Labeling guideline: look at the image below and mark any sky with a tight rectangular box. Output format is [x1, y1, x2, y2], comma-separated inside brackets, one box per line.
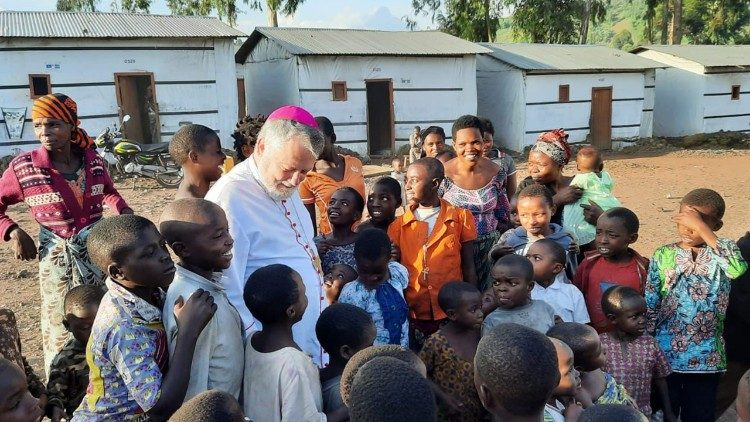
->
[0, 0, 438, 34]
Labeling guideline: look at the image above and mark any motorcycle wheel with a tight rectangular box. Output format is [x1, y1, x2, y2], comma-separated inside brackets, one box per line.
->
[154, 169, 183, 188]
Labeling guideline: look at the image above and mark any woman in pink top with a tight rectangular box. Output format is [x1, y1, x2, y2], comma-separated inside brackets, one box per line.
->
[299, 116, 365, 236]
[0, 93, 132, 368]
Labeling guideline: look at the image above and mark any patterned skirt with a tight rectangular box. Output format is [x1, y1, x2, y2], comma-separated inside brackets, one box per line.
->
[38, 225, 105, 373]
[474, 230, 501, 292]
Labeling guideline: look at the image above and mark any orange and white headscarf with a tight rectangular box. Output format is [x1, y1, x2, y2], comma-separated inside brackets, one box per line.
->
[32, 93, 93, 149]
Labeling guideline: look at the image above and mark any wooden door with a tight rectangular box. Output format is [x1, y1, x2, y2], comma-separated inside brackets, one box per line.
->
[114, 73, 158, 143]
[365, 79, 394, 156]
[591, 87, 612, 148]
[237, 78, 246, 120]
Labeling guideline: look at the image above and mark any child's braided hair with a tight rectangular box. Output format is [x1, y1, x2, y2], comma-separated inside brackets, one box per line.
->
[231, 114, 266, 162]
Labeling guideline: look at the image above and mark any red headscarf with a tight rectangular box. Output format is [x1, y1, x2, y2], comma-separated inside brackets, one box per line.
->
[31, 93, 93, 149]
[532, 129, 572, 166]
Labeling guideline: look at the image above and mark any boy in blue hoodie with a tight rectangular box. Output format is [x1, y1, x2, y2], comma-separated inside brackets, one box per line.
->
[489, 184, 578, 281]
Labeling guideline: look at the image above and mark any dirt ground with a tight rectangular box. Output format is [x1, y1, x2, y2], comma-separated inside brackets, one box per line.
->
[1, 149, 749, 415]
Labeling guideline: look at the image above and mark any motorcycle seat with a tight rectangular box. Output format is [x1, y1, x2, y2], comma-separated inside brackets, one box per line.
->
[138, 142, 171, 152]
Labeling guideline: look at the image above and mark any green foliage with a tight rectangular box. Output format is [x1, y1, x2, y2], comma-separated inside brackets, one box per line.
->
[57, 0, 97, 11]
[408, 0, 501, 42]
[166, 0, 247, 25]
[683, 0, 750, 44]
[57, 0, 150, 12]
[611, 29, 634, 49]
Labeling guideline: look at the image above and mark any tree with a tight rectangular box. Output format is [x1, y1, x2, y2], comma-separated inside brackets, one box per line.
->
[683, 0, 750, 44]
[57, 0, 97, 11]
[505, 0, 582, 43]
[579, 0, 608, 43]
[166, 0, 304, 27]
[408, 0, 500, 42]
[57, 0, 150, 12]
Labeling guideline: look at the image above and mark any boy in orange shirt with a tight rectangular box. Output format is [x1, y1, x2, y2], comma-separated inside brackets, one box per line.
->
[388, 157, 477, 350]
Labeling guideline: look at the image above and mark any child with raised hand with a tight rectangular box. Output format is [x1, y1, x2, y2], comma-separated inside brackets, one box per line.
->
[563, 147, 621, 252]
[545, 338, 584, 422]
[490, 184, 578, 280]
[419, 281, 488, 421]
[0, 357, 44, 422]
[339, 229, 410, 348]
[646, 188, 747, 422]
[46, 285, 104, 422]
[159, 198, 243, 402]
[72, 215, 216, 421]
[575, 207, 649, 333]
[169, 124, 226, 200]
[323, 263, 358, 304]
[474, 323, 561, 421]
[242, 264, 346, 422]
[528, 239, 590, 323]
[600, 286, 675, 421]
[547, 322, 639, 411]
[356, 176, 402, 233]
[315, 303, 376, 414]
[483, 254, 557, 334]
[389, 157, 477, 347]
[314, 187, 364, 273]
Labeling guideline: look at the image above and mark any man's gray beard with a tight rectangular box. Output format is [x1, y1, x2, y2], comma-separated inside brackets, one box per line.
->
[257, 155, 295, 200]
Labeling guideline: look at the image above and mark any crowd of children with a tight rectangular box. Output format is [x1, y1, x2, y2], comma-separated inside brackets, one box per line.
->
[1, 108, 748, 422]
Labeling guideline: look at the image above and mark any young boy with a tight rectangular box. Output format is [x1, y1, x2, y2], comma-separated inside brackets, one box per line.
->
[339, 229, 410, 348]
[574, 207, 649, 333]
[72, 215, 216, 421]
[323, 263, 358, 304]
[545, 338, 584, 422]
[169, 390, 245, 422]
[548, 322, 639, 411]
[159, 198, 244, 401]
[475, 322, 560, 421]
[388, 157, 477, 347]
[419, 281, 488, 421]
[563, 146, 621, 250]
[243, 264, 346, 422]
[600, 286, 675, 420]
[315, 303, 377, 413]
[483, 254, 557, 335]
[46, 285, 104, 421]
[409, 125, 422, 164]
[169, 124, 225, 200]
[646, 188, 747, 422]
[0, 357, 44, 422]
[528, 239, 590, 323]
[390, 156, 406, 208]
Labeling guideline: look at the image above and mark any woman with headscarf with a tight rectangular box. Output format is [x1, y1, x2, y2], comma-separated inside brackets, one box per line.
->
[517, 129, 603, 226]
[0, 93, 132, 369]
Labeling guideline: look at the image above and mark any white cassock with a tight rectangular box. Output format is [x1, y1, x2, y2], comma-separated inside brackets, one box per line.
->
[205, 156, 327, 366]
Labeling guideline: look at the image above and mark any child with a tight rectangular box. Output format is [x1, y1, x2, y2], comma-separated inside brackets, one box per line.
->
[340, 345, 427, 406]
[419, 282, 488, 421]
[481, 287, 497, 316]
[483, 254, 557, 335]
[0, 357, 44, 422]
[408, 125, 422, 164]
[390, 156, 407, 208]
[242, 264, 346, 422]
[509, 194, 521, 228]
[314, 187, 364, 273]
[388, 158, 478, 346]
[169, 124, 226, 200]
[545, 338, 584, 422]
[547, 322, 639, 410]
[563, 147, 621, 250]
[46, 285, 104, 421]
[646, 188, 747, 422]
[169, 390, 245, 422]
[600, 286, 675, 420]
[231, 114, 266, 163]
[315, 303, 376, 413]
[356, 176, 402, 233]
[528, 239, 590, 323]
[72, 214, 216, 421]
[0, 309, 46, 409]
[323, 263, 358, 304]
[574, 207, 649, 333]
[348, 357, 436, 422]
[737, 369, 750, 422]
[475, 323, 560, 421]
[420, 126, 447, 158]
[159, 199, 244, 402]
[339, 229, 410, 348]
[436, 150, 456, 164]
[490, 184, 578, 281]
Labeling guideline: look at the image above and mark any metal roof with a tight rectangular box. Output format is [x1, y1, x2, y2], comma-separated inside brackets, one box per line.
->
[235, 27, 490, 62]
[631, 45, 750, 69]
[480, 43, 665, 73]
[0, 11, 246, 39]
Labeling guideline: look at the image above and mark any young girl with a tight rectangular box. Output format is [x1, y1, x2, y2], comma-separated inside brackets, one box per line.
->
[357, 177, 402, 232]
[489, 184, 577, 280]
[339, 229, 410, 348]
[314, 187, 364, 273]
[600, 286, 675, 421]
[419, 282, 488, 421]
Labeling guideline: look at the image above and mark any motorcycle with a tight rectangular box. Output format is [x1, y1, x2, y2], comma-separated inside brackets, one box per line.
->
[94, 115, 183, 188]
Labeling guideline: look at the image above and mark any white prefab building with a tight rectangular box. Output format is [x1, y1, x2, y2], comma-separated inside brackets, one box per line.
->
[632, 45, 750, 137]
[235, 27, 490, 156]
[0, 11, 245, 156]
[477, 44, 664, 151]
